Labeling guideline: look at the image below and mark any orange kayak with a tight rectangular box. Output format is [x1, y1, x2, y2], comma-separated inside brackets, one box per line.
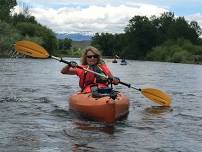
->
[68, 92, 129, 124]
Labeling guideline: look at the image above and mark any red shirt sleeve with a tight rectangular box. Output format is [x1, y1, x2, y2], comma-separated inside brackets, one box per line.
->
[75, 68, 83, 76]
[75, 65, 86, 77]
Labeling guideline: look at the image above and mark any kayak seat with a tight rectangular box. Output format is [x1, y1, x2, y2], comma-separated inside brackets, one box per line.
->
[91, 86, 118, 99]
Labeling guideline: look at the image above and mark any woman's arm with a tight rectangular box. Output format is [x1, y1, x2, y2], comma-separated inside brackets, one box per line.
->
[61, 65, 76, 75]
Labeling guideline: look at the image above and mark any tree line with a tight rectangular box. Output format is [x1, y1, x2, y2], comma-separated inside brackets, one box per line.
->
[1, 0, 202, 64]
[91, 12, 202, 63]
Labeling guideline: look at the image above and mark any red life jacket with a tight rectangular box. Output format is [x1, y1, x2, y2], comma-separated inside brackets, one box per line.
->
[75, 64, 112, 93]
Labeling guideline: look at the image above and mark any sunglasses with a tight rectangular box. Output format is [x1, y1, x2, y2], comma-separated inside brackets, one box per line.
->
[87, 55, 98, 59]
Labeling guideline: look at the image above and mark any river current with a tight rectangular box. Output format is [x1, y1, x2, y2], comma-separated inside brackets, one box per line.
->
[0, 58, 202, 152]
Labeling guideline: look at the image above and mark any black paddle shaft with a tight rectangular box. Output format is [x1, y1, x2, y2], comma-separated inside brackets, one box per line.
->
[119, 81, 131, 87]
[119, 81, 141, 91]
[59, 57, 141, 91]
[59, 58, 84, 70]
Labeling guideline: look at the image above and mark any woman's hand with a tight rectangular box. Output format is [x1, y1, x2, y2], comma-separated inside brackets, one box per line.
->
[61, 61, 77, 75]
[111, 76, 120, 85]
[69, 61, 78, 68]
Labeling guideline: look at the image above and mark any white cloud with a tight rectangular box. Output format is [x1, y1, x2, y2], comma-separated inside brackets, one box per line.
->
[14, 3, 168, 33]
[186, 13, 202, 28]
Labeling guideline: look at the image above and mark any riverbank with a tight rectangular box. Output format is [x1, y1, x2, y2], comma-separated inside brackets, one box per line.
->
[1, 55, 202, 65]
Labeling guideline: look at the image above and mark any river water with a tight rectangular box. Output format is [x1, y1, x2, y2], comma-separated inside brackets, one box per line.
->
[0, 58, 202, 152]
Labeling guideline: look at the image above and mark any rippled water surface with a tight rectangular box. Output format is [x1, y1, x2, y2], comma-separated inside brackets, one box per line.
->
[1, 58, 202, 152]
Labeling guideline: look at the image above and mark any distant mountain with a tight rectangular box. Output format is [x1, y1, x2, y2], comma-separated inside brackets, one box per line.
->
[56, 32, 93, 41]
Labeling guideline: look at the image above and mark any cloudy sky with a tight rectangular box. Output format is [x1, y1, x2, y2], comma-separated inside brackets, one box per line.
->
[15, 0, 202, 34]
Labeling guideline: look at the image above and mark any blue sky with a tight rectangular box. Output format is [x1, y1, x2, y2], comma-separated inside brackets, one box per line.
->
[15, 0, 202, 34]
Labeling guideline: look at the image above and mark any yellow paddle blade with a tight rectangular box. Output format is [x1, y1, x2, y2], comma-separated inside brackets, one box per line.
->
[15, 40, 49, 58]
[141, 88, 172, 106]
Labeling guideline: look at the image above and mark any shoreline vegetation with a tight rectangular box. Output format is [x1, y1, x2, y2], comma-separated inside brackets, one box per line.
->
[1, 1, 202, 64]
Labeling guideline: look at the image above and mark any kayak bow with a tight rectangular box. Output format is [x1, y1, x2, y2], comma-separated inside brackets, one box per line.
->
[69, 91, 129, 124]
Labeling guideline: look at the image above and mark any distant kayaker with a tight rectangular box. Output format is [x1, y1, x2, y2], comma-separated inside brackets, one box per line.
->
[112, 58, 117, 63]
[61, 46, 120, 93]
[121, 57, 126, 62]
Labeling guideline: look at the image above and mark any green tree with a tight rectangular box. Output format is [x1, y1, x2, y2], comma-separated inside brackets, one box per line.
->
[0, 0, 17, 22]
[113, 33, 126, 56]
[11, 13, 37, 25]
[91, 32, 115, 56]
[124, 16, 157, 59]
[167, 17, 198, 44]
[36, 26, 57, 54]
[16, 22, 37, 36]
[11, 3, 37, 25]
[190, 21, 202, 39]
[57, 38, 72, 50]
[15, 22, 57, 53]
[0, 21, 21, 56]
[63, 38, 72, 50]
[150, 12, 175, 45]
[57, 39, 64, 50]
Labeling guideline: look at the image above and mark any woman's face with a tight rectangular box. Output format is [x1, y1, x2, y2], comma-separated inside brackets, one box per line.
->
[86, 50, 98, 65]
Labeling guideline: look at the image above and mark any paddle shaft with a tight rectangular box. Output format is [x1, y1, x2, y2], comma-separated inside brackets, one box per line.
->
[51, 56, 108, 79]
[15, 40, 171, 106]
[51, 56, 141, 90]
[119, 81, 141, 91]
[52, 56, 171, 106]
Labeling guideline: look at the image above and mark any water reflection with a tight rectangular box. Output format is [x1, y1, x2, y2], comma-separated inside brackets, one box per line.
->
[63, 120, 116, 152]
[74, 121, 115, 135]
[71, 143, 97, 152]
[144, 106, 173, 115]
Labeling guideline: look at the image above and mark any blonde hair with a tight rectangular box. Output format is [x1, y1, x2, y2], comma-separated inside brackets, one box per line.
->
[80, 46, 103, 65]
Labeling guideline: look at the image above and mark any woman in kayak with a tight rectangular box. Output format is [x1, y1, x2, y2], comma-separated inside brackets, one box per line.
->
[61, 46, 120, 93]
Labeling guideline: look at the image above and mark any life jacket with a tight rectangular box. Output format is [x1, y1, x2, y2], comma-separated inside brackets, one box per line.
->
[75, 64, 112, 93]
